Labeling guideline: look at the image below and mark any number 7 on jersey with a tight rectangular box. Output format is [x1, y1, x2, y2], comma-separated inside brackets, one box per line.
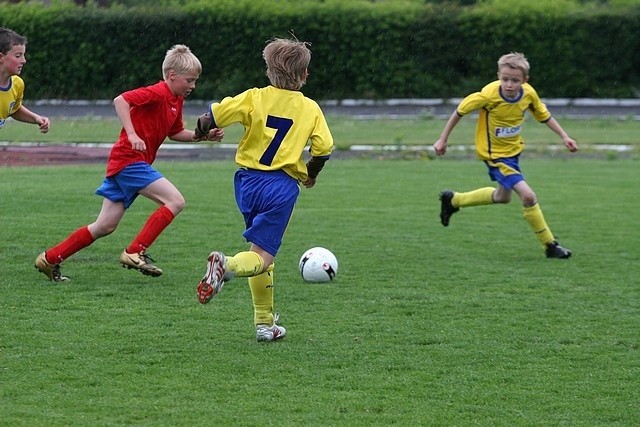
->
[259, 115, 294, 166]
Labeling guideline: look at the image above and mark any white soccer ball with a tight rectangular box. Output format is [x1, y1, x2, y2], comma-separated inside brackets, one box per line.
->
[299, 247, 338, 283]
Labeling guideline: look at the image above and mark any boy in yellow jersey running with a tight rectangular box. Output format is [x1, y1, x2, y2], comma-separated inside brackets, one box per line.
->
[194, 36, 333, 342]
[0, 28, 50, 133]
[433, 52, 578, 259]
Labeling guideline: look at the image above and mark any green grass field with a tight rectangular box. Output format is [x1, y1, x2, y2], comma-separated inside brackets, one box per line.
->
[1, 156, 639, 425]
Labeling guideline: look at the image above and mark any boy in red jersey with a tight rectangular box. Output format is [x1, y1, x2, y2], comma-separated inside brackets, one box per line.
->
[35, 44, 222, 281]
[433, 52, 578, 259]
[0, 27, 50, 133]
[194, 37, 333, 342]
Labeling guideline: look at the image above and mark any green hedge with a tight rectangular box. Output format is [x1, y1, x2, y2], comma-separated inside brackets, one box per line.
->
[1, 0, 639, 100]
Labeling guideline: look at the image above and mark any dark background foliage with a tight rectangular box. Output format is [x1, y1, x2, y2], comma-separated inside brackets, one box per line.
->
[1, 0, 639, 100]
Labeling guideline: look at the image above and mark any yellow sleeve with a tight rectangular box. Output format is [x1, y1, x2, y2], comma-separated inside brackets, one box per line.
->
[308, 102, 333, 157]
[211, 89, 254, 128]
[525, 84, 552, 122]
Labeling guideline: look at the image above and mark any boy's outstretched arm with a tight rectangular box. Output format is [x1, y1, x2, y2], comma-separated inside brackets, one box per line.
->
[10, 106, 50, 133]
[433, 110, 462, 156]
[173, 128, 223, 143]
[545, 117, 578, 152]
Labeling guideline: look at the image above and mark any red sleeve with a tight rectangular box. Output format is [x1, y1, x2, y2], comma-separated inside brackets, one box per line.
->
[122, 85, 158, 107]
[168, 98, 185, 137]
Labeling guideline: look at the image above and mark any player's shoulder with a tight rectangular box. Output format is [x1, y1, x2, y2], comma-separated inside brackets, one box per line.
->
[236, 86, 267, 101]
[125, 80, 164, 95]
[302, 93, 321, 108]
[480, 80, 501, 93]
[461, 80, 499, 103]
[521, 82, 542, 100]
[10, 75, 25, 89]
[289, 89, 322, 110]
[262, 86, 321, 107]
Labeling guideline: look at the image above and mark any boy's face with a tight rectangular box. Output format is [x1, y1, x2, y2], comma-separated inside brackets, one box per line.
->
[497, 65, 528, 99]
[0, 44, 27, 76]
[167, 70, 199, 98]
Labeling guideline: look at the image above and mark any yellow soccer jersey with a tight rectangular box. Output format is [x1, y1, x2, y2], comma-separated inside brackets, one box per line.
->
[210, 86, 334, 182]
[457, 80, 551, 160]
[0, 75, 24, 129]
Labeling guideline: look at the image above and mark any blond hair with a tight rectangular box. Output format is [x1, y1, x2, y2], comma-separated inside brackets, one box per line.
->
[498, 52, 530, 78]
[162, 44, 202, 79]
[263, 37, 311, 90]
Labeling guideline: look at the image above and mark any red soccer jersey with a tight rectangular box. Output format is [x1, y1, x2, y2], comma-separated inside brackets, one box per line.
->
[106, 81, 184, 176]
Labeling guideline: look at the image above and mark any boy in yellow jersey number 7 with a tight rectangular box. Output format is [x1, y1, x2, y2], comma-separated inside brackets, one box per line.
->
[433, 52, 578, 259]
[193, 37, 334, 342]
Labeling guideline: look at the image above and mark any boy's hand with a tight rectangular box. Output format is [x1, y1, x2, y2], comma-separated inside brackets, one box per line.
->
[433, 138, 448, 156]
[37, 116, 50, 134]
[128, 134, 147, 151]
[191, 131, 205, 142]
[191, 128, 224, 142]
[303, 176, 317, 188]
[564, 137, 578, 152]
[207, 128, 224, 142]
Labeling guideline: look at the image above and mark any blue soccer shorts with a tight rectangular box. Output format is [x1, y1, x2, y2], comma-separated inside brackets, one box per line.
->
[234, 168, 300, 257]
[484, 155, 525, 190]
[95, 162, 163, 209]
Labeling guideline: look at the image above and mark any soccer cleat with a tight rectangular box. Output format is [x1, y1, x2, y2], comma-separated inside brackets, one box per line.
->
[545, 241, 572, 259]
[256, 313, 286, 342]
[35, 251, 69, 282]
[119, 249, 163, 277]
[439, 190, 459, 227]
[196, 251, 227, 304]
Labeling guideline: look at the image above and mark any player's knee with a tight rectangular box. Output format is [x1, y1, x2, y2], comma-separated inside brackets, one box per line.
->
[168, 196, 186, 214]
[493, 192, 511, 204]
[175, 199, 185, 213]
[92, 222, 118, 238]
[520, 193, 537, 207]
